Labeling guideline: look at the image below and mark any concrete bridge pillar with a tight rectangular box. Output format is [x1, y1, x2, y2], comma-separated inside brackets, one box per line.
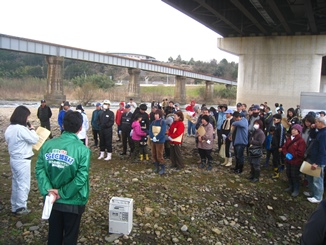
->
[205, 81, 214, 103]
[218, 35, 326, 108]
[126, 68, 141, 103]
[45, 56, 66, 106]
[174, 76, 186, 104]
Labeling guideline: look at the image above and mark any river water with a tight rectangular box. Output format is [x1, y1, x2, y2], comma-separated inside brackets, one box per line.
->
[0, 100, 235, 112]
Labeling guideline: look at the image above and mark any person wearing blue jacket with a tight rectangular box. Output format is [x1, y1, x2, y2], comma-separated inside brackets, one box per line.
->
[58, 101, 71, 134]
[306, 116, 326, 203]
[149, 109, 167, 175]
[229, 111, 248, 174]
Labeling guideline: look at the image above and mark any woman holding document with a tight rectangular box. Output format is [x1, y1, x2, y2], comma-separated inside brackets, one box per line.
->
[5, 105, 39, 215]
[168, 111, 185, 170]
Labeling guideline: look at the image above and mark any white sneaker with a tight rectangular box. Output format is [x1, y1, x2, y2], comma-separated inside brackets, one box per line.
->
[303, 191, 311, 197]
[307, 197, 321, 203]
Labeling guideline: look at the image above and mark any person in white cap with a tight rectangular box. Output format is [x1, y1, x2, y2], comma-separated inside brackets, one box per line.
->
[98, 100, 114, 160]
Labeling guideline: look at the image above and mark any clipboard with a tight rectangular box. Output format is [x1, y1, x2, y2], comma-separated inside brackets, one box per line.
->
[197, 125, 206, 137]
[300, 161, 322, 177]
[33, 127, 51, 151]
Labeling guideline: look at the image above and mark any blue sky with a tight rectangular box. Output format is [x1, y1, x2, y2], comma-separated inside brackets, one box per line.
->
[1, 0, 239, 63]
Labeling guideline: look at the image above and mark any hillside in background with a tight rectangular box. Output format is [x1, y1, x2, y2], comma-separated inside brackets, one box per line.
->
[0, 50, 238, 105]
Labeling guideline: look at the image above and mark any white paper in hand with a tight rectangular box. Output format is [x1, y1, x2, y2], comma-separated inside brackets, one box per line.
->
[42, 195, 55, 219]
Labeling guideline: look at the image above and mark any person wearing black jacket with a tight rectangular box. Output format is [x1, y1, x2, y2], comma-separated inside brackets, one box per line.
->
[98, 100, 114, 161]
[271, 113, 286, 179]
[300, 199, 326, 244]
[131, 104, 150, 131]
[37, 99, 53, 138]
[120, 104, 134, 155]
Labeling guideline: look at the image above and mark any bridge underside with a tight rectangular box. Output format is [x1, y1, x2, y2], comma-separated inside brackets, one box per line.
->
[163, 0, 326, 108]
[162, 0, 326, 37]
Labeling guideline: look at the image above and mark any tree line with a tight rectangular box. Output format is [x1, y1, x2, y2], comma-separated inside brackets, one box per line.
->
[0, 50, 238, 104]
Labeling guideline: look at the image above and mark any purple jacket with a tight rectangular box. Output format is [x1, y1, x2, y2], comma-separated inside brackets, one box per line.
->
[131, 121, 147, 141]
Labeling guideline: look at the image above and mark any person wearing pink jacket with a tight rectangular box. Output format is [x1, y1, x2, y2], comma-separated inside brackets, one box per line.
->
[131, 114, 147, 163]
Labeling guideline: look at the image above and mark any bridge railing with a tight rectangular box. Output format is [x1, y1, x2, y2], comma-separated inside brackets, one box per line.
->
[0, 33, 237, 86]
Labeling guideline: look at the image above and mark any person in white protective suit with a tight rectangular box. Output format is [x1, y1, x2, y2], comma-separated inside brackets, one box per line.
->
[5, 105, 39, 215]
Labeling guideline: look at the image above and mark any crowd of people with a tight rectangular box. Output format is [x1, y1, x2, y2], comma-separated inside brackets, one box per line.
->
[4, 97, 326, 243]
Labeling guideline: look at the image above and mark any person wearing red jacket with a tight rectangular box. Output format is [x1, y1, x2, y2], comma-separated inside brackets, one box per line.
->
[282, 124, 306, 197]
[168, 111, 185, 170]
[115, 102, 125, 141]
[185, 99, 197, 137]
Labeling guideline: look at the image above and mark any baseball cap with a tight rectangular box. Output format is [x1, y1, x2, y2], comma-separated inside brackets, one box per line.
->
[125, 104, 131, 109]
[224, 109, 233, 114]
[63, 101, 70, 106]
[174, 103, 179, 107]
[236, 102, 242, 107]
[252, 104, 260, 110]
[96, 102, 101, 107]
[41, 99, 46, 103]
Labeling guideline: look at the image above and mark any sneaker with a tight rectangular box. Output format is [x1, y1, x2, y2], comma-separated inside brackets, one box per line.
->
[303, 191, 312, 197]
[307, 197, 321, 203]
[14, 208, 31, 215]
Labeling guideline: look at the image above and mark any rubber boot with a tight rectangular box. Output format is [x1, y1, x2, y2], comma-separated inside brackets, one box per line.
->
[247, 166, 254, 180]
[284, 184, 293, 192]
[98, 151, 104, 159]
[272, 167, 279, 179]
[251, 170, 260, 183]
[291, 182, 300, 197]
[221, 158, 228, 166]
[264, 157, 270, 168]
[140, 154, 144, 161]
[206, 161, 213, 171]
[153, 162, 159, 173]
[159, 164, 166, 175]
[145, 154, 149, 161]
[104, 153, 112, 161]
[225, 157, 232, 167]
[199, 159, 206, 169]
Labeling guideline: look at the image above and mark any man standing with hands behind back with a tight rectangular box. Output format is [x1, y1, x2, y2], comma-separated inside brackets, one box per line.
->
[37, 99, 53, 138]
[35, 111, 90, 245]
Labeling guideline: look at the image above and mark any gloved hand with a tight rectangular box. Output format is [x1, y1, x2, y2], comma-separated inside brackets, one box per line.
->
[285, 153, 293, 160]
[168, 136, 172, 141]
[152, 137, 157, 142]
[222, 134, 227, 140]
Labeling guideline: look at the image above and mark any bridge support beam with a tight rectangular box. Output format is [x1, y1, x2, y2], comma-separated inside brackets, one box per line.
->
[174, 76, 186, 104]
[44, 56, 66, 106]
[126, 68, 141, 103]
[204, 81, 214, 103]
[218, 35, 326, 108]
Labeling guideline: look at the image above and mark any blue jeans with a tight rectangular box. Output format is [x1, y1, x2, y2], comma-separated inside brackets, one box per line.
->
[187, 120, 196, 136]
[234, 144, 246, 171]
[307, 167, 324, 201]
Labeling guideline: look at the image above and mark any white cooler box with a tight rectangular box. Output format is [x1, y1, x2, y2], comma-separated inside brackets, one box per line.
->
[109, 197, 134, 235]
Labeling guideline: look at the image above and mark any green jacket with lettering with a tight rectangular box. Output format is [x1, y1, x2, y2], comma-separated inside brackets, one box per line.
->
[35, 132, 90, 206]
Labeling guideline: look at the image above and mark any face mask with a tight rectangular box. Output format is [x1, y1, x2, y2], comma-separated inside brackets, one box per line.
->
[252, 112, 259, 117]
[103, 104, 108, 109]
[253, 124, 259, 129]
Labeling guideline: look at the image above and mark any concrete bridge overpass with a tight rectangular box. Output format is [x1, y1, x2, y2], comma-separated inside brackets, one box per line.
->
[163, 0, 326, 108]
[0, 33, 236, 105]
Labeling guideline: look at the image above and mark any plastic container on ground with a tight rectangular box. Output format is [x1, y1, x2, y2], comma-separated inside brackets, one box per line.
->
[109, 197, 133, 235]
